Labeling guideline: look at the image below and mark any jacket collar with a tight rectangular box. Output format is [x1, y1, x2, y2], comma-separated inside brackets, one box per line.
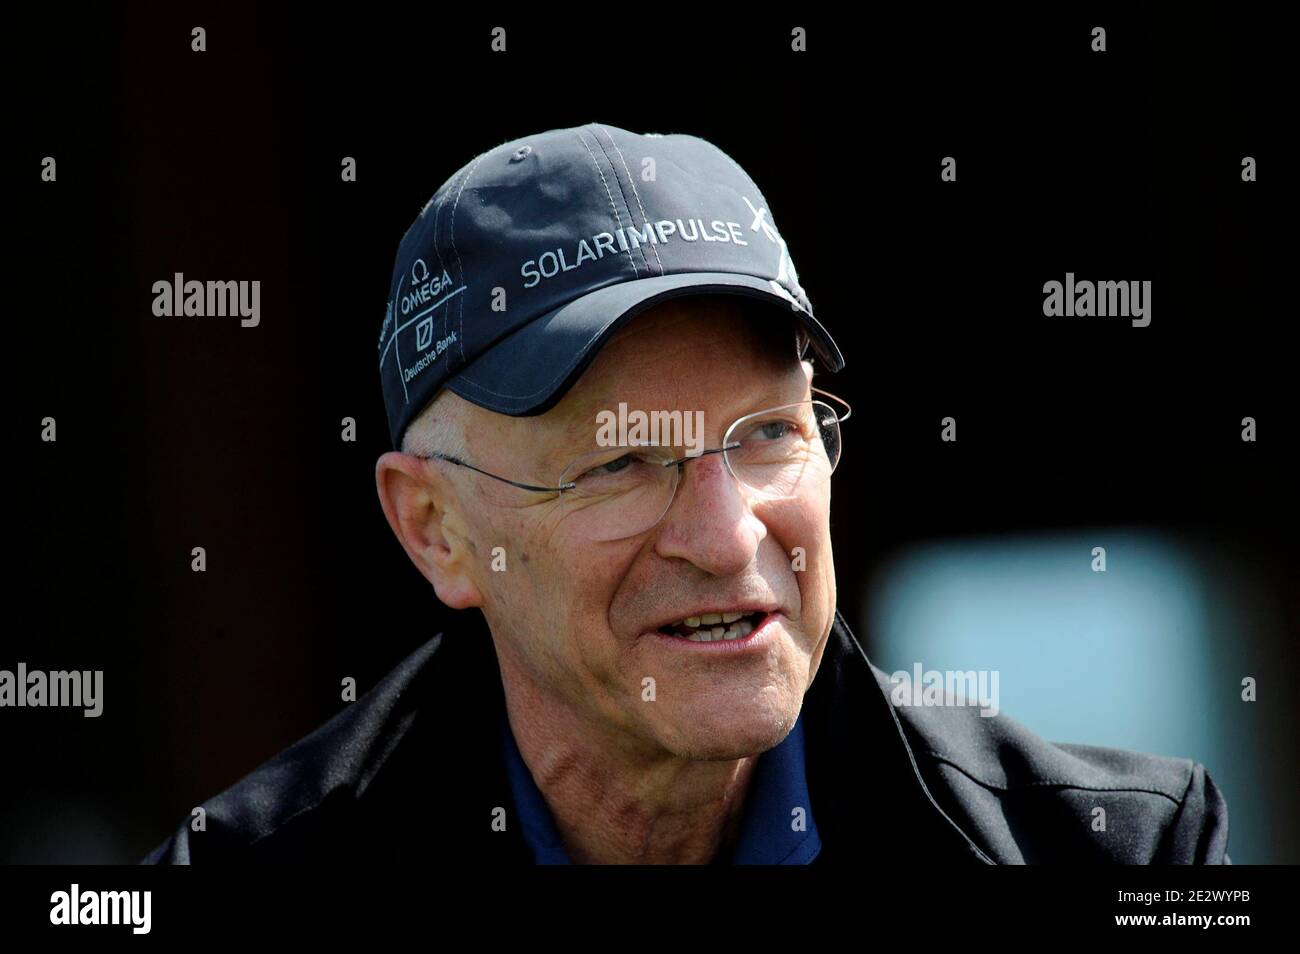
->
[801, 609, 995, 864]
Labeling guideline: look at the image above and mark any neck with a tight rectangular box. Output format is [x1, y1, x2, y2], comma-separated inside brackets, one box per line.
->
[496, 658, 758, 864]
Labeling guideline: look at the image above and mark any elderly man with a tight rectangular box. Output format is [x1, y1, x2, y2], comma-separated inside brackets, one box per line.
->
[143, 123, 1228, 865]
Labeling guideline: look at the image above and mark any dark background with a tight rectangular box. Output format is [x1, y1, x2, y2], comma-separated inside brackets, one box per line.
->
[5, 7, 1295, 863]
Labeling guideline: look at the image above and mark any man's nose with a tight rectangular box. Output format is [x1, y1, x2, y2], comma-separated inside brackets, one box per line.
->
[652, 450, 766, 575]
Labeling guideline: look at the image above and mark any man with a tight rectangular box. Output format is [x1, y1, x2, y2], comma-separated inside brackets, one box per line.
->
[143, 122, 1229, 864]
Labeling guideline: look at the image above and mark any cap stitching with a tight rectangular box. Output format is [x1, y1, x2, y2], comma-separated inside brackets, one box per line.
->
[595, 123, 664, 276]
[390, 263, 411, 406]
[574, 130, 639, 279]
[449, 149, 490, 370]
[382, 245, 408, 415]
[428, 163, 467, 378]
[585, 124, 652, 277]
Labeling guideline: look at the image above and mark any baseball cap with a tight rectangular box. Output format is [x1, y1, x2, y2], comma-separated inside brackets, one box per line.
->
[378, 121, 845, 449]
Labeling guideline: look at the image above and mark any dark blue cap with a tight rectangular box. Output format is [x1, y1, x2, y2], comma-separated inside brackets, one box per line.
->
[378, 122, 845, 449]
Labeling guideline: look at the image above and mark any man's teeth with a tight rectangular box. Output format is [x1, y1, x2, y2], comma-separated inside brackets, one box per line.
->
[681, 611, 745, 627]
[666, 614, 758, 642]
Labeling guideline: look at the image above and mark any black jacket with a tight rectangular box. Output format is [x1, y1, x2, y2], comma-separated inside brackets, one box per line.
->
[142, 609, 1230, 864]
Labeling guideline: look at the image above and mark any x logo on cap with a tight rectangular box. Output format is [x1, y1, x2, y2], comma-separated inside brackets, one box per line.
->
[743, 196, 779, 244]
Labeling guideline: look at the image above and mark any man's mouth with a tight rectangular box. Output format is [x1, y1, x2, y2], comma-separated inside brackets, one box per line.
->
[657, 611, 767, 643]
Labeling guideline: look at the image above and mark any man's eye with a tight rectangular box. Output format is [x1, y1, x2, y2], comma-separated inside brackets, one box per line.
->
[576, 453, 639, 481]
[597, 454, 634, 475]
[755, 421, 792, 441]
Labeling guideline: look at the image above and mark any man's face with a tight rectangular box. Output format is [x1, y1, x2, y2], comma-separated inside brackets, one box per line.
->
[426, 298, 837, 761]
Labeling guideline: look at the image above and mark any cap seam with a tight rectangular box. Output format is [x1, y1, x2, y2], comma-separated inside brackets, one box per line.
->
[431, 161, 469, 384]
[585, 124, 653, 277]
[574, 130, 640, 280]
[449, 149, 491, 371]
[594, 123, 665, 276]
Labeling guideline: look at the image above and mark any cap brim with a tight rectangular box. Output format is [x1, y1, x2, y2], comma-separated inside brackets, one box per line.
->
[443, 272, 845, 416]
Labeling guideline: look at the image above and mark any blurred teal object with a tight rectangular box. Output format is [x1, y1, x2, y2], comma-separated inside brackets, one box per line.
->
[863, 529, 1272, 862]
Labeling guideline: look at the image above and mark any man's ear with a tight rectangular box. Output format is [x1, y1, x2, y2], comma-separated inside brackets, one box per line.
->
[375, 452, 484, 610]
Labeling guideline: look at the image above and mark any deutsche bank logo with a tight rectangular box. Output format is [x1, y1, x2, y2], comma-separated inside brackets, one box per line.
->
[415, 315, 433, 351]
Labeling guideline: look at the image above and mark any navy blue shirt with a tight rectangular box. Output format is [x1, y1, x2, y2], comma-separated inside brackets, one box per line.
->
[500, 710, 821, 864]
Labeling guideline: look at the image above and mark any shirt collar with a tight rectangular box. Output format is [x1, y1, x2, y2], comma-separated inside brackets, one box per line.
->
[500, 708, 821, 864]
[499, 711, 572, 864]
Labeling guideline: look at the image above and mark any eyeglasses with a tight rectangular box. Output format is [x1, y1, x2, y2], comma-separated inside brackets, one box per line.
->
[419, 386, 851, 542]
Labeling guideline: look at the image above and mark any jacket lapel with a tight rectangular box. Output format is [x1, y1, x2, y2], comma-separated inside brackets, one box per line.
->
[803, 610, 995, 865]
[357, 621, 533, 863]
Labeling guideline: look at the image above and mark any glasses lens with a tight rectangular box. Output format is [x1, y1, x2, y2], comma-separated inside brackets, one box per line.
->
[814, 401, 843, 470]
[558, 445, 679, 542]
[724, 401, 841, 497]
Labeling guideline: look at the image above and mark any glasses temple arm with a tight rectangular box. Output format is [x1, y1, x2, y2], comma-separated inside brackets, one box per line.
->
[426, 453, 573, 493]
[811, 385, 852, 423]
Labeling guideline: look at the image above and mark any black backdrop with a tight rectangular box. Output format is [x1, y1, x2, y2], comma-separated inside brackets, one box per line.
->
[5, 7, 1295, 866]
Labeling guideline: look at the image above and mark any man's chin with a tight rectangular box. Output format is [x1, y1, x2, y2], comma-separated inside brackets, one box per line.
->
[652, 701, 800, 761]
